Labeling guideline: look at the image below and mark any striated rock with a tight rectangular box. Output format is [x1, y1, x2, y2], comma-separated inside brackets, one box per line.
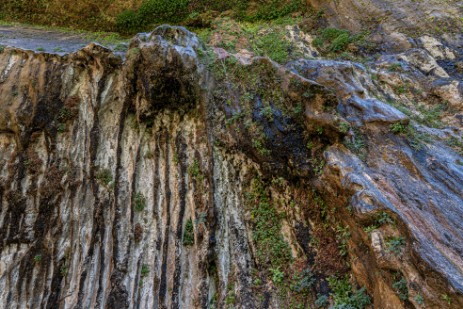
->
[1, 25, 463, 309]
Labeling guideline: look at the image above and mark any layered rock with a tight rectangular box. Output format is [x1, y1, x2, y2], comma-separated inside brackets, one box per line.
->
[0, 25, 462, 309]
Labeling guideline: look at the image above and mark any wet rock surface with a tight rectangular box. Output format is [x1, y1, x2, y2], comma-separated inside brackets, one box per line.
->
[0, 21, 463, 309]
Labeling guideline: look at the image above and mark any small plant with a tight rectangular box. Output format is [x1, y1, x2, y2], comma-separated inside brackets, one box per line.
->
[447, 135, 463, 154]
[188, 159, 203, 180]
[392, 276, 408, 301]
[328, 276, 371, 308]
[33, 254, 42, 263]
[441, 293, 451, 305]
[36, 47, 45, 52]
[225, 283, 236, 305]
[141, 264, 150, 278]
[261, 106, 274, 122]
[313, 28, 360, 54]
[306, 140, 314, 150]
[344, 127, 367, 161]
[314, 294, 329, 308]
[57, 123, 66, 133]
[252, 138, 271, 156]
[247, 178, 292, 269]
[253, 30, 292, 63]
[390, 122, 407, 134]
[336, 225, 351, 257]
[414, 294, 424, 306]
[394, 83, 409, 95]
[293, 104, 303, 115]
[388, 63, 402, 72]
[134, 193, 146, 212]
[364, 225, 378, 234]
[339, 122, 350, 134]
[270, 267, 285, 284]
[96, 168, 112, 186]
[0, 45, 4, 53]
[291, 268, 315, 293]
[377, 211, 394, 225]
[386, 236, 406, 256]
[53, 47, 64, 52]
[183, 218, 194, 246]
[60, 265, 68, 277]
[417, 103, 445, 128]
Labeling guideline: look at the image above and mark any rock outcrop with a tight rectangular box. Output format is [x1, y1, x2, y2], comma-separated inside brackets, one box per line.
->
[1, 24, 462, 309]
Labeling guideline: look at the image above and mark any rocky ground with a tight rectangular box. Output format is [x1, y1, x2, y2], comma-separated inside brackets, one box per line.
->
[0, 1, 463, 308]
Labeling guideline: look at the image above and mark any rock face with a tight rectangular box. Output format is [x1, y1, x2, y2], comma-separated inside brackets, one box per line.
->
[0, 24, 463, 309]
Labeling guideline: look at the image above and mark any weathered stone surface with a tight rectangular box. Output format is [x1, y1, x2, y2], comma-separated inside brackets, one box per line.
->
[1, 23, 463, 309]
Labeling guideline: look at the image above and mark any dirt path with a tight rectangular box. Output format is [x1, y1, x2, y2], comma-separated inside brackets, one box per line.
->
[0, 25, 127, 54]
